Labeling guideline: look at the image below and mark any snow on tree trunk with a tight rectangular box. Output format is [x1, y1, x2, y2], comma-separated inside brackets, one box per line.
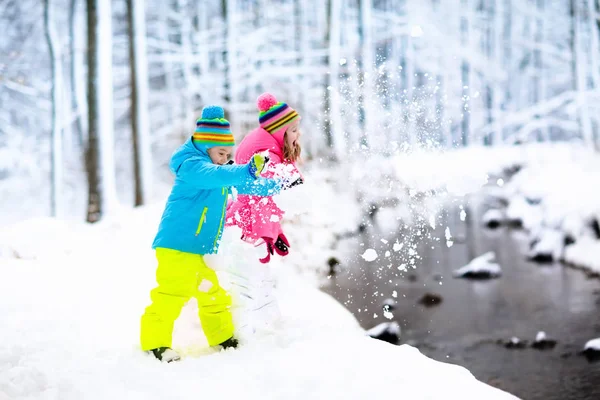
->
[127, 0, 152, 206]
[460, 0, 473, 147]
[586, 0, 600, 148]
[491, 0, 505, 145]
[86, 0, 118, 222]
[225, 0, 240, 134]
[69, 0, 86, 148]
[359, 0, 374, 150]
[403, 35, 415, 147]
[177, 0, 195, 123]
[328, 0, 344, 159]
[44, 0, 64, 218]
[157, 1, 175, 128]
[572, 0, 594, 146]
[535, 0, 549, 142]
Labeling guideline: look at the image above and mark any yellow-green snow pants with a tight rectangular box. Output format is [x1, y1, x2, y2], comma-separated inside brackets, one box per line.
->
[140, 247, 233, 350]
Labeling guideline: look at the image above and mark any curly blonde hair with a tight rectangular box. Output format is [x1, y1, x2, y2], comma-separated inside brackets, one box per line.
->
[283, 132, 301, 162]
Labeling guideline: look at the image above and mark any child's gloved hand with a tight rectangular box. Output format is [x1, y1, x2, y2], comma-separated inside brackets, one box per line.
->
[281, 177, 303, 190]
[259, 237, 275, 264]
[248, 153, 270, 178]
[274, 233, 290, 256]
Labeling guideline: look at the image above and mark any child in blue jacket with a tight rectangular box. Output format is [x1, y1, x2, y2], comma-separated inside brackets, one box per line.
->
[141, 106, 279, 362]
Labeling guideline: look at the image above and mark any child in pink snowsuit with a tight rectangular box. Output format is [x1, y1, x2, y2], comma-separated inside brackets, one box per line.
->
[226, 93, 303, 263]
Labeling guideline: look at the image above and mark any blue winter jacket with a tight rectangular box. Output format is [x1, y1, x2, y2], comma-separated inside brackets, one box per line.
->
[152, 138, 280, 255]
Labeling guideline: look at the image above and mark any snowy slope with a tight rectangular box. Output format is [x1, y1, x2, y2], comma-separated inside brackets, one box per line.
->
[0, 207, 517, 399]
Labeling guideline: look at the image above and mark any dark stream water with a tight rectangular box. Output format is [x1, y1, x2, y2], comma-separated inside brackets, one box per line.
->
[321, 197, 600, 400]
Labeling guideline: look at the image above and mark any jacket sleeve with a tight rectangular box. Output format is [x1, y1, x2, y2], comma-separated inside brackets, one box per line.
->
[234, 177, 281, 196]
[179, 158, 255, 189]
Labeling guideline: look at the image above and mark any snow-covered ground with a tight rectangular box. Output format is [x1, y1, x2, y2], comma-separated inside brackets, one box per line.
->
[0, 170, 517, 399]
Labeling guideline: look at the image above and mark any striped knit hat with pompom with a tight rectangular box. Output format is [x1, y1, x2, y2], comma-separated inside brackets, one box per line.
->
[193, 105, 235, 147]
[257, 93, 300, 134]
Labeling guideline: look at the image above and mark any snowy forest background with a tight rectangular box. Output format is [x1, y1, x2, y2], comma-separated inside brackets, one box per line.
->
[2, 0, 600, 225]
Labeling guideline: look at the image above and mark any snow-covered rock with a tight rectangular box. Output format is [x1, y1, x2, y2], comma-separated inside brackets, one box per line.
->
[582, 338, 600, 362]
[527, 228, 564, 263]
[503, 337, 527, 349]
[366, 321, 401, 344]
[418, 293, 443, 307]
[482, 209, 506, 229]
[505, 196, 543, 230]
[453, 252, 502, 279]
[531, 331, 557, 350]
[563, 237, 600, 276]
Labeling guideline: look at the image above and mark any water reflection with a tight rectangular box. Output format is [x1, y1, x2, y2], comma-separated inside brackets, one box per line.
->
[321, 196, 600, 400]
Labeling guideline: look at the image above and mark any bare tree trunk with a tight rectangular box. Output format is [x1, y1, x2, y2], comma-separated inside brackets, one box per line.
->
[44, 0, 64, 218]
[127, 0, 152, 206]
[69, 0, 86, 148]
[86, 0, 117, 222]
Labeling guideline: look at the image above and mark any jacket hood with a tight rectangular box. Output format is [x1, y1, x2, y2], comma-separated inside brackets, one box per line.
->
[169, 137, 210, 174]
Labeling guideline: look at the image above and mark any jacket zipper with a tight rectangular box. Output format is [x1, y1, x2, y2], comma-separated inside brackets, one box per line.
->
[213, 187, 228, 249]
[195, 207, 208, 236]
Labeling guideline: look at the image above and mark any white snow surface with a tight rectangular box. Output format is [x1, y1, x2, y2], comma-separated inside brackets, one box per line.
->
[563, 237, 600, 274]
[0, 171, 516, 399]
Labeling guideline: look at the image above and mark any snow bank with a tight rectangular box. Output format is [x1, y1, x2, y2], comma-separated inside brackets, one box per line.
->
[0, 166, 517, 399]
[563, 237, 600, 275]
[478, 143, 600, 273]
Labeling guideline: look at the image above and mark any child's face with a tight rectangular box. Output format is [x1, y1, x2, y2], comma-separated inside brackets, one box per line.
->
[207, 146, 233, 165]
[285, 120, 301, 148]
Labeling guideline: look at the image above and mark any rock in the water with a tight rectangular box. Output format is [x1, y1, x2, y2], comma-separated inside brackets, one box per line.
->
[482, 209, 505, 229]
[382, 298, 396, 310]
[453, 251, 502, 279]
[366, 321, 401, 345]
[418, 293, 443, 307]
[327, 256, 340, 275]
[581, 338, 600, 362]
[591, 218, 600, 239]
[527, 229, 564, 263]
[503, 337, 528, 349]
[531, 331, 557, 350]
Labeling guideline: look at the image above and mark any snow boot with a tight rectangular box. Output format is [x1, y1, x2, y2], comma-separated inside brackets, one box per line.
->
[219, 337, 239, 350]
[148, 347, 181, 363]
